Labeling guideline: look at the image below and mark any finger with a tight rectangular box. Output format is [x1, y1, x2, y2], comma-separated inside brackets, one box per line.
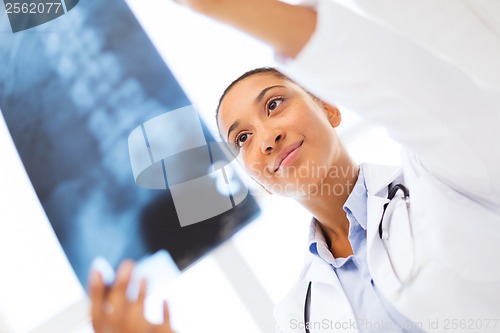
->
[151, 301, 174, 333]
[106, 260, 134, 323]
[88, 270, 105, 331]
[122, 278, 149, 332]
[161, 300, 172, 329]
[136, 278, 147, 308]
[124, 277, 147, 321]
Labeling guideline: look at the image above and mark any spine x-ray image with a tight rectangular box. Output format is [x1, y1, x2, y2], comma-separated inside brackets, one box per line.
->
[0, 0, 260, 288]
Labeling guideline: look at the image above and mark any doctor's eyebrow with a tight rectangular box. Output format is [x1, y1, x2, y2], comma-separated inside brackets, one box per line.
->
[255, 85, 286, 104]
[227, 120, 240, 142]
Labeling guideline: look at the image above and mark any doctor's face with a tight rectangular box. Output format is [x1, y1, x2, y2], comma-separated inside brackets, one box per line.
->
[218, 72, 344, 197]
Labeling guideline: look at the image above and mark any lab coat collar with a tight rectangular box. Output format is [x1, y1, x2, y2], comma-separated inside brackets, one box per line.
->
[364, 164, 405, 294]
[362, 163, 402, 196]
[362, 163, 403, 256]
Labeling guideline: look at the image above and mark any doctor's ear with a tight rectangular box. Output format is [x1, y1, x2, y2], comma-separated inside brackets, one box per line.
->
[321, 102, 342, 128]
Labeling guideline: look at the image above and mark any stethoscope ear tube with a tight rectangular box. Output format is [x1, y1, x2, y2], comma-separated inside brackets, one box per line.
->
[304, 281, 312, 333]
[378, 184, 410, 239]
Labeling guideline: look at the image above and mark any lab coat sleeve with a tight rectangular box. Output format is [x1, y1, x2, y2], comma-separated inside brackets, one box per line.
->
[276, 0, 500, 208]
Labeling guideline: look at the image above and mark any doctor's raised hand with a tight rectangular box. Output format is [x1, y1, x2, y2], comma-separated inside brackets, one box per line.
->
[172, 0, 317, 58]
[88, 261, 175, 333]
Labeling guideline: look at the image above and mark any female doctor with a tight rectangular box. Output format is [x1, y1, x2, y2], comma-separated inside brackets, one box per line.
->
[89, 0, 500, 332]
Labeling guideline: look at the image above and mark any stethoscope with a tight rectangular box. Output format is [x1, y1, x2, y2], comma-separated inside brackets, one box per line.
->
[303, 184, 413, 333]
[304, 281, 313, 333]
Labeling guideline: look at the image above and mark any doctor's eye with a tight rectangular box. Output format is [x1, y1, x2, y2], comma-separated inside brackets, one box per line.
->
[267, 97, 284, 114]
[235, 132, 251, 148]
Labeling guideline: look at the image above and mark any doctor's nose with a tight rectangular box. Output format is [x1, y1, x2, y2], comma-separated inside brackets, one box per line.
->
[260, 131, 284, 154]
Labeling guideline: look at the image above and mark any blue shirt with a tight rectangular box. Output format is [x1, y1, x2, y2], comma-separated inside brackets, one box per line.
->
[308, 166, 423, 333]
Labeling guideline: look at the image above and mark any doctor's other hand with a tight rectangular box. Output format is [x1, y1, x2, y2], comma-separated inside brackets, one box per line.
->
[89, 260, 176, 333]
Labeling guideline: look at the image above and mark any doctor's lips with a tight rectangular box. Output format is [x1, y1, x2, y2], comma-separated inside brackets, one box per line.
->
[273, 140, 304, 173]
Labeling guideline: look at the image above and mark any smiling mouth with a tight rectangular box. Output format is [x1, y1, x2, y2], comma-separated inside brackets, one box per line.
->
[274, 140, 304, 173]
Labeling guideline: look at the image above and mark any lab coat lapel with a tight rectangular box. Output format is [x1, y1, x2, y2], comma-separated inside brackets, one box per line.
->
[274, 253, 357, 333]
[363, 164, 405, 297]
[303, 252, 342, 287]
[306, 256, 358, 333]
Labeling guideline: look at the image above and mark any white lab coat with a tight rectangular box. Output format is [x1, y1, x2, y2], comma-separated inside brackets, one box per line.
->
[273, 1, 500, 332]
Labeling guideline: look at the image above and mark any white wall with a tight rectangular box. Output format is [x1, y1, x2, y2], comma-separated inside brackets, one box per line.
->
[0, 110, 88, 333]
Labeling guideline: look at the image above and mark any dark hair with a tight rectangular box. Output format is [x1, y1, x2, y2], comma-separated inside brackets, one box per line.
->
[215, 67, 291, 129]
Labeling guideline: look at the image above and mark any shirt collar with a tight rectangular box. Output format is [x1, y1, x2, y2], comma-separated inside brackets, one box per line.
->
[308, 220, 337, 264]
[308, 165, 368, 260]
[343, 166, 368, 230]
